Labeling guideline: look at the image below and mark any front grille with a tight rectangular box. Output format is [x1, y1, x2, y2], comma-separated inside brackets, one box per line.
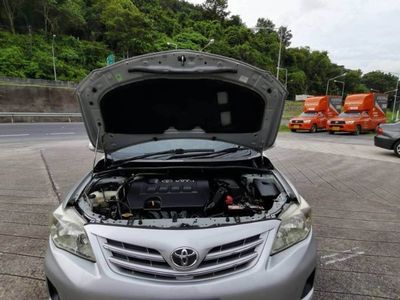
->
[102, 234, 264, 281]
[292, 120, 304, 124]
[330, 120, 345, 124]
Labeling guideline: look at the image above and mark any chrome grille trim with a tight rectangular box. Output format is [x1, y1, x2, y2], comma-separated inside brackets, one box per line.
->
[101, 233, 266, 281]
[205, 239, 263, 261]
[103, 243, 164, 262]
[331, 120, 345, 124]
[109, 252, 258, 277]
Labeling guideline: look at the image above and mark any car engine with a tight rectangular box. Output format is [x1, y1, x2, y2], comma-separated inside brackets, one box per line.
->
[80, 170, 285, 224]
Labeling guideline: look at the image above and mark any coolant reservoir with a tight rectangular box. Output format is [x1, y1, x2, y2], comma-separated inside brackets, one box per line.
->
[89, 191, 118, 208]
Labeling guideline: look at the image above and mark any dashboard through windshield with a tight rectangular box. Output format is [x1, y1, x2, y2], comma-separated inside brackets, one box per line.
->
[339, 112, 361, 118]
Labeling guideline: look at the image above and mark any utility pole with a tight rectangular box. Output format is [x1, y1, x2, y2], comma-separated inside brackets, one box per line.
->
[52, 34, 57, 81]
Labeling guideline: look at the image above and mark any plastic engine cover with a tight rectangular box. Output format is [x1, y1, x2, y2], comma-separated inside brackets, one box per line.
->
[127, 178, 209, 210]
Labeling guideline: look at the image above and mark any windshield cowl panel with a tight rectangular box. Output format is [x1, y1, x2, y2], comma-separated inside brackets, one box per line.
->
[109, 139, 256, 164]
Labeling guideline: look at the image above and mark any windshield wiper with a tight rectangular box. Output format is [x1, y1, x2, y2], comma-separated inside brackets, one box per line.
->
[110, 148, 215, 167]
[167, 147, 250, 160]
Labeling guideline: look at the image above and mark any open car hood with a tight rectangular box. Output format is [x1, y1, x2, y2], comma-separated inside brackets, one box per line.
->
[75, 50, 287, 154]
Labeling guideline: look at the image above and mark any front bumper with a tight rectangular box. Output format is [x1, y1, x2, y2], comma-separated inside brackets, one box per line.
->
[288, 122, 313, 130]
[374, 135, 394, 150]
[327, 123, 355, 132]
[45, 225, 316, 300]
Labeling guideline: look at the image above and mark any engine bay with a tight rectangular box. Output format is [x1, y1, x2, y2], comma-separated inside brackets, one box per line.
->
[76, 168, 290, 227]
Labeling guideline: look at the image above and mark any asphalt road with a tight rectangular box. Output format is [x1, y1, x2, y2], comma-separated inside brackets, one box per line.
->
[0, 122, 87, 144]
[0, 123, 399, 299]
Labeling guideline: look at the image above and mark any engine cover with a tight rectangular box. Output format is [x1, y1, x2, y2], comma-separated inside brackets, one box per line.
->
[127, 178, 209, 210]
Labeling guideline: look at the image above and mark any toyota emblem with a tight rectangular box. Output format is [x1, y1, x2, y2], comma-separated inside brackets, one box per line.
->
[171, 247, 198, 269]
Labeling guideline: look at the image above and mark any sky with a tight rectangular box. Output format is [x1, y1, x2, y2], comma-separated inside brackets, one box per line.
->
[187, 0, 400, 74]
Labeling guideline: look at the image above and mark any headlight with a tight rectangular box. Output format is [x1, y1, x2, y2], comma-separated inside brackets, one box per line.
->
[271, 197, 312, 254]
[346, 120, 355, 124]
[50, 206, 96, 261]
[303, 120, 311, 124]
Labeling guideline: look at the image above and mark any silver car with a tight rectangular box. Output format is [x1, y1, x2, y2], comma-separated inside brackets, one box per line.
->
[45, 50, 316, 300]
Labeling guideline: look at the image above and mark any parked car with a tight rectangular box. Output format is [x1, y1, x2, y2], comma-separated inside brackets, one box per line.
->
[327, 93, 387, 135]
[375, 122, 400, 157]
[288, 95, 342, 133]
[45, 51, 316, 300]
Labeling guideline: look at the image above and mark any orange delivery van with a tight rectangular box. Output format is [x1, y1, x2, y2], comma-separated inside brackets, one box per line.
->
[327, 93, 388, 135]
[288, 95, 342, 133]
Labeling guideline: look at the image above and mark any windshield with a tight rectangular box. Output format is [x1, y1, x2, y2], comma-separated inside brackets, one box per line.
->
[339, 112, 361, 118]
[110, 139, 255, 161]
[300, 112, 318, 117]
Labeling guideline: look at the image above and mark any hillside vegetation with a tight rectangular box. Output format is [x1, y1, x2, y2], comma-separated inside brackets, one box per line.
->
[0, 0, 398, 98]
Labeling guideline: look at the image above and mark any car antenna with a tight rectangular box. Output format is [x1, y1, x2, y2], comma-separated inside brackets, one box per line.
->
[91, 126, 101, 177]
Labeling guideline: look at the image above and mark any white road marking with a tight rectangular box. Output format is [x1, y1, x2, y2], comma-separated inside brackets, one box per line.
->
[0, 133, 30, 137]
[48, 132, 76, 135]
[320, 253, 340, 259]
[324, 251, 365, 265]
[320, 247, 360, 259]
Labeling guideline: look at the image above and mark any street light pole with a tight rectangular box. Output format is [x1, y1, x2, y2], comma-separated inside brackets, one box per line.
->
[250, 26, 285, 80]
[276, 30, 283, 79]
[201, 38, 215, 52]
[52, 34, 57, 81]
[392, 79, 399, 121]
[167, 42, 178, 50]
[334, 80, 345, 98]
[326, 73, 347, 95]
[277, 67, 288, 88]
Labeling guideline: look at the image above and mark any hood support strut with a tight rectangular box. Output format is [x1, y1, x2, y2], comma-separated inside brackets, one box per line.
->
[91, 126, 101, 177]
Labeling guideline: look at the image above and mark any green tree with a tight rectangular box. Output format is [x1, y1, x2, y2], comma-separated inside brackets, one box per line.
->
[202, 0, 229, 20]
[1, 0, 23, 34]
[173, 30, 208, 50]
[343, 70, 367, 94]
[0, 0, 395, 92]
[256, 18, 275, 32]
[287, 70, 307, 98]
[278, 26, 292, 47]
[362, 71, 398, 93]
[93, 0, 151, 57]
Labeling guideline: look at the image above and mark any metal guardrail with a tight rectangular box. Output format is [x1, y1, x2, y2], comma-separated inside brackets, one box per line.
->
[0, 112, 82, 123]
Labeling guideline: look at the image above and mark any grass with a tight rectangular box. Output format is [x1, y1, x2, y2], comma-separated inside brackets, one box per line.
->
[386, 111, 400, 123]
[282, 101, 303, 120]
[279, 124, 290, 132]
